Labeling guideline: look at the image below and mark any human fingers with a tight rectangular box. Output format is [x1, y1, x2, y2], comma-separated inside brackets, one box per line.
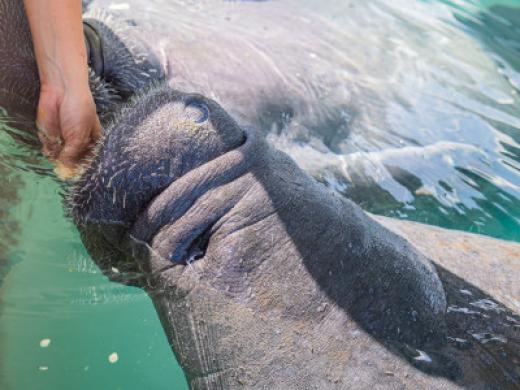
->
[36, 102, 63, 159]
[57, 128, 92, 170]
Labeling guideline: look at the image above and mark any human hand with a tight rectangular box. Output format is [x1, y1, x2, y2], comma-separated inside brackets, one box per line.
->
[24, 0, 102, 178]
[37, 82, 102, 176]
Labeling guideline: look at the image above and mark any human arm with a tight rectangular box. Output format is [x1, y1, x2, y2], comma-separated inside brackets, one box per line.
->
[23, 0, 101, 172]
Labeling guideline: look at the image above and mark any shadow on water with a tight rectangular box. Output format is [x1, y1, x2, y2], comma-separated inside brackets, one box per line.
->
[0, 166, 22, 288]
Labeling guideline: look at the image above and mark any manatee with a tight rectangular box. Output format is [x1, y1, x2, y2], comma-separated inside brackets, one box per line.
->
[60, 12, 518, 387]
[64, 80, 519, 388]
[67, 83, 451, 388]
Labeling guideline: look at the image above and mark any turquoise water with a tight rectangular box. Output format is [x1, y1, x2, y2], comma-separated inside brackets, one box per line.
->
[1, 0, 519, 389]
[0, 130, 187, 389]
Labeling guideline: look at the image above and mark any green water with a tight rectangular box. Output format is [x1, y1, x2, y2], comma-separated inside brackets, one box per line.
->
[0, 135, 187, 388]
[1, 0, 519, 389]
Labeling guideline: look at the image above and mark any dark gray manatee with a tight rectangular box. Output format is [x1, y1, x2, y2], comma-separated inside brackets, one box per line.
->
[69, 84, 450, 388]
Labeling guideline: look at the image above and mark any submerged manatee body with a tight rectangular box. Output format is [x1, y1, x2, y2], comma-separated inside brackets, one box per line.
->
[70, 85, 448, 388]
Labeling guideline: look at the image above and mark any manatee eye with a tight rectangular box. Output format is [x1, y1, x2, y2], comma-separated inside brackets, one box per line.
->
[184, 99, 210, 124]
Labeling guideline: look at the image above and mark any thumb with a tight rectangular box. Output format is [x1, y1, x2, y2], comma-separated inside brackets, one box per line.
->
[58, 136, 91, 170]
[36, 104, 63, 159]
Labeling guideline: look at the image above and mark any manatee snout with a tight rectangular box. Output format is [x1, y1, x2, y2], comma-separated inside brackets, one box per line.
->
[71, 88, 242, 212]
[69, 87, 246, 278]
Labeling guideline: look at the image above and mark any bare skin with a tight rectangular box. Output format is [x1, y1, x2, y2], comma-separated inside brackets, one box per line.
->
[23, 0, 101, 170]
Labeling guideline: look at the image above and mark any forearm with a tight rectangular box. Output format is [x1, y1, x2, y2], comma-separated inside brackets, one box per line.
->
[23, 0, 89, 90]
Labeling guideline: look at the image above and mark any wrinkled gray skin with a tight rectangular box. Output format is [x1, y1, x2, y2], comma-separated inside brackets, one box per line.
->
[69, 85, 448, 389]
[1, 1, 520, 390]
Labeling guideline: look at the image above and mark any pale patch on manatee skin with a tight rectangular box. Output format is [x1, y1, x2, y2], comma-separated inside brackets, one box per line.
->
[108, 2, 130, 10]
[54, 160, 91, 181]
[174, 120, 201, 134]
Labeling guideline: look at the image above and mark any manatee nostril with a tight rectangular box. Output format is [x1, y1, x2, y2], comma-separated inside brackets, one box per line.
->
[184, 99, 210, 124]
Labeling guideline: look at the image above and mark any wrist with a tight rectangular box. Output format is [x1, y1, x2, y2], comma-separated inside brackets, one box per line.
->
[39, 76, 94, 118]
[39, 55, 90, 90]
[24, 0, 90, 92]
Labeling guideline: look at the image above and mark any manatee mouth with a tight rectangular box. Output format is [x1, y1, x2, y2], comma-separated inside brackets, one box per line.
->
[84, 21, 105, 78]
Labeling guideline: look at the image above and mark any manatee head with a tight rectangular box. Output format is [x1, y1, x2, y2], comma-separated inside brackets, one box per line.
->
[68, 85, 245, 282]
[67, 82, 451, 386]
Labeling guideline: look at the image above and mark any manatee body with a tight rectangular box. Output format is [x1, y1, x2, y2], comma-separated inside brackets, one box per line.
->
[68, 80, 519, 389]
[70, 85, 450, 389]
